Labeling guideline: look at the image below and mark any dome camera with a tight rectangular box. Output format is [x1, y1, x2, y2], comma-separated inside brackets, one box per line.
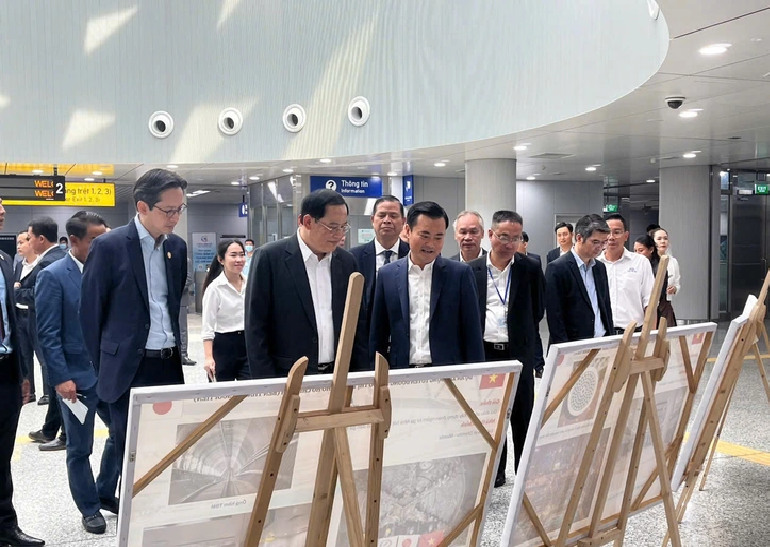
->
[665, 96, 685, 109]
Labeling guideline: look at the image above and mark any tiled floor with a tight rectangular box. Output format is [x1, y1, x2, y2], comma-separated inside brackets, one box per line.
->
[9, 317, 770, 546]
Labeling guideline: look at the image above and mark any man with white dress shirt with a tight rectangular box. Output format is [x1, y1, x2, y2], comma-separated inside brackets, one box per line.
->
[370, 201, 484, 368]
[598, 213, 654, 333]
[245, 190, 368, 377]
[449, 211, 487, 262]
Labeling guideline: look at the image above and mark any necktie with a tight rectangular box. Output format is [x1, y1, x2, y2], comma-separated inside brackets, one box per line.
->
[384, 250, 394, 264]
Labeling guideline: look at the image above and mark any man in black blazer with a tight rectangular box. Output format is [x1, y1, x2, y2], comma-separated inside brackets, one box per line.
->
[370, 201, 484, 368]
[246, 190, 368, 378]
[350, 195, 409, 329]
[546, 214, 613, 345]
[0, 198, 45, 547]
[468, 211, 545, 487]
[81, 169, 188, 471]
[546, 222, 574, 264]
[24, 217, 68, 451]
[521, 231, 541, 264]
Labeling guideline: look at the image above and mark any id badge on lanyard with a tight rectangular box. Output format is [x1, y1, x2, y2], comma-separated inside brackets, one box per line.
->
[488, 265, 512, 326]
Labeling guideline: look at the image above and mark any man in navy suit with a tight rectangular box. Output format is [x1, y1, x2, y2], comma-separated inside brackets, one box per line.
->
[36, 212, 118, 535]
[350, 195, 409, 329]
[0, 198, 45, 547]
[81, 169, 188, 472]
[546, 214, 613, 345]
[370, 201, 484, 368]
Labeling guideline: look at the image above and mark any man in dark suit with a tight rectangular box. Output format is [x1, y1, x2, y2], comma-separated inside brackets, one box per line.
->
[24, 216, 68, 451]
[81, 169, 188, 472]
[546, 214, 613, 345]
[350, 195, 409, 329]
[370, 201, 484, 368]
[0, 198, 45, 547]
[521, 231, 541, 264]
[521, 231, 545, 377]
[13, 231, 39, 403]
[449, 211, 487, 262]
[36, 212, 118, 535]
[468, 211, 545, 487]
[546, 222, 574, 264]
[246, 189, 368, 378]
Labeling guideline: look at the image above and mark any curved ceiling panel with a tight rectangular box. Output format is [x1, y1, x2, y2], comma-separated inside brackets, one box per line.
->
[0, 1, 668, 164]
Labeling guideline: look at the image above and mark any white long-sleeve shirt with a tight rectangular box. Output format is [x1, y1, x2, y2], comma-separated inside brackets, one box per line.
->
[201, 272, 246, 340]
[665, 255, 681, 301]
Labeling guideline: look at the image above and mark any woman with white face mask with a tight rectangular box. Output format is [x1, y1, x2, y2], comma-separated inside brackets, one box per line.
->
[653, 228, 680, 324]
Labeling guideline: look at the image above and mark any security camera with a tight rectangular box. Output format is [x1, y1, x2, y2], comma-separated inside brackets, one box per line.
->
[665, 96, 685, 109]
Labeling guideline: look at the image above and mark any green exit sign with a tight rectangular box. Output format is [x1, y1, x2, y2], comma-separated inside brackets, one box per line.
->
[603, 204, 618, 213]
[755, 183, 769, 195]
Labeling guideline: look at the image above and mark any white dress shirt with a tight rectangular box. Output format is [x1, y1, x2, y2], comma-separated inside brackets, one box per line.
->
[15, 256, 39, 310]
[459, 248, 484, 263]
[664, 254, 681, 302]
[484, 254, 513, 343]
[69, 251, 84, 273]
[374, 239, 400, 274]
[201, 271, 246, 340]
[408, 254, 433, 365]
[598, 248, 654, 327]
[297, 230, 335, 363]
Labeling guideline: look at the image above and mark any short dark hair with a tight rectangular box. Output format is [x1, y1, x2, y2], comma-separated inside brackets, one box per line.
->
[245, 239, 255, 245]
[300, 189, 349, 220]
[555, 222, 574, 234]
[491, 210, 524, 228]
[133, 168, 188, 208]
[66, 211, 107, 239]
[604, 213, 628, 232]
[575, 214, 610, 241]
[646, 223, 660, 235]
[59, 236, 68, 243]
[407, 201, 449, 229]
[522, 231, 529, 243]
[372, 195, 404, 217]
[29, 216, 58, 243]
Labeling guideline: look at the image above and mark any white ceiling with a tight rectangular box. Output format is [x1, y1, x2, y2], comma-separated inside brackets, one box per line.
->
[9, 1, 770, 208]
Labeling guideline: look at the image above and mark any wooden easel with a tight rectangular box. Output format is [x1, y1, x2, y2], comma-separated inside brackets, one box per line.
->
[519, 255, 684, 547]
[668, 270, 770, 533]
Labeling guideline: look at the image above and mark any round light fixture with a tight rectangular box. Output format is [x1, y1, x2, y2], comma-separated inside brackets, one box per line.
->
[230, 181, 240, 185]
[248, 176, 260, 181]
[699, 43, 731, 56]
[434, 162, 446, 167]
[319, 158, 332, 164]
[585, 166, 597, 172]
[683, 153, 697, 159]
[679, 111, 698, 118]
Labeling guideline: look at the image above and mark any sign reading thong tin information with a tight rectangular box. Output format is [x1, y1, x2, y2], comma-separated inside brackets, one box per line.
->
[310, 176, 383, 198]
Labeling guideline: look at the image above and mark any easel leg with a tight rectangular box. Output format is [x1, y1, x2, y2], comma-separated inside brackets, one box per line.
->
[698, 378, 737, 491]
[614, 393, 649, 547]
[752, 343, 770, 403]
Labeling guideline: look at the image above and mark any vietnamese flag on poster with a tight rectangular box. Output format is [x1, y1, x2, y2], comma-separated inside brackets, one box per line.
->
[480, 373, 505, 389]
[418, 531, 445, 547]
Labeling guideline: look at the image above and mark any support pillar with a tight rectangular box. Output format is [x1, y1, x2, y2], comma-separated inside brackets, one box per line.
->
[464, 159, 517, 239]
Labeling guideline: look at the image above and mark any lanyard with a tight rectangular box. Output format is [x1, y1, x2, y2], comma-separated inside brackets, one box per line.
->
[488, 265, 512, 306]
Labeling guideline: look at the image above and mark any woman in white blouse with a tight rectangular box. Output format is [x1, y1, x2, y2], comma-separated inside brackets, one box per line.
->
[201, 239, 248, 381]
[653, 228, 680, 325]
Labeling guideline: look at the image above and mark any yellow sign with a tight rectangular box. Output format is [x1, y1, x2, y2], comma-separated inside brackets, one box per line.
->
[5, 182, 115, 207]
[1, 164, 115, 177]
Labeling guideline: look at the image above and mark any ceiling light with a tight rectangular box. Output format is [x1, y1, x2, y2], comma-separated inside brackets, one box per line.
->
[679, 111, 698, 118]
[32, 169, 43, 174]
[699, 43, 731, 56]
[319, 158, 332, 164]
[646, 179, 656, 183]
[526, 176, 536, 180]
[434, 162, 446, 167]
[751, 37, 763, 42]
[92, 170, 102, 176]
[386, 171, 398, 177]
[230, 181, 240, 185]
[593, 164, 601, 167]
[585, 166, 597, 172]
[186, 193, 194, 197]
[683, 153, 697, 159]
[84, 177, 94, 182]
[513, 145, 527, 151]
[248, 176, 260, 181]
[691, 150, 701, 153]
[167, 164, 178, 169]
[282, 168, 294, 173]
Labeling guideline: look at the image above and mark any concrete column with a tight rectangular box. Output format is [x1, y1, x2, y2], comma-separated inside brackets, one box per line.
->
[464, 159, 517, 240]
[658, 165, 720, 321]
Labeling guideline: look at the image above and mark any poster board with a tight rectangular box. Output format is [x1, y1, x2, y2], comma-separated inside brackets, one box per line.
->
[501, 323, 716, 547]
[118, 362, 521, 547]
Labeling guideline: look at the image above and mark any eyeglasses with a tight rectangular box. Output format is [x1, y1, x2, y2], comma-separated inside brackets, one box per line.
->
[316, 220, 351, 235]
[492, 232, 523, 245]
[155, 204, 188, 218]
[588, 238, 609, 248]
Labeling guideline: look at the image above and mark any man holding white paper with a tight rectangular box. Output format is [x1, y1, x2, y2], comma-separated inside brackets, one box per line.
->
[35, 212, 119, 535]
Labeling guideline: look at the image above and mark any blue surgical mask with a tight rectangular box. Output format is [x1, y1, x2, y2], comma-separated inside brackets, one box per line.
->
[59, 243, 67, 250]
[245, 245, 254, 253]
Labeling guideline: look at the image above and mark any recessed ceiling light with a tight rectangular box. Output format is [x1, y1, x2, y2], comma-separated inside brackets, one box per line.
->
[282, 168, 294, 173]
[526, 176, 536, 180]
[248, 176, 260, 181]
[92, 170, 102, 176]
[679, 111, 698, 118]
[319, 158, 332, 164]
[751, 37, 763, 42]
[593, 164, 601, 167]
[434, 162, 446, 167]
[691, 150, 701, 153]
[646, 179, 656, 183]
[167, 164, 178, 169]
[585, 166, 597, 172]
[699, 43, 731, 56]
[84, 177, 94, 182]
[513, 145, 528, 151]
[683, 153, 697, 159]
[32, 169, 43, 174]
[230, 181, 240, 185]
[689, 108, 703, 112]
[386, 171, 398, 177]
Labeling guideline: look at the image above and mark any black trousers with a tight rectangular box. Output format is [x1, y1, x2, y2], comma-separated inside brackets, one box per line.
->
[14, 308, 36, 396]
[213, 331, 250, 382]
[0, 376, 22, 530]
[484, 344, 535, 478]
[108, 351, 184, 478]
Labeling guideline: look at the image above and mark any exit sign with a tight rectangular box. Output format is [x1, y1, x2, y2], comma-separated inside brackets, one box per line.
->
[603, 204, 618, 213]
[755, 183, 769, 195]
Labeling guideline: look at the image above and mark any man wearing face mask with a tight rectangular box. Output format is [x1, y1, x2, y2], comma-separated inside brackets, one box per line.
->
[242, 239, 255, 279]
[58, 237, 69, 251]
[450, 211, 487, 263]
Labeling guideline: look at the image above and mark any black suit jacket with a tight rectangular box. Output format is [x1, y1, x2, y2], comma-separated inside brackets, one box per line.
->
[15, 246, 66, 311]
[546, 248, 561, 264]
[80, 220, 187, 404]
[0, 251, 23, 383]
[527, 252, 541, 265]
[545, 251, 613, 345]
[469, 253, 545, 372]
[449, 248, 487, 262]
[350, 239, 409, 326]
[245, 234, 368, 378]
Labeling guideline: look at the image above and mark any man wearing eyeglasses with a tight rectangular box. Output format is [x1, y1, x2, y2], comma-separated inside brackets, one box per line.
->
[245, 189, 368, 378]
[545, 214, 613, 345]
[468, 211, 545, 487]
[450, 211, 487, 263]
[81, 169, 188, 475]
